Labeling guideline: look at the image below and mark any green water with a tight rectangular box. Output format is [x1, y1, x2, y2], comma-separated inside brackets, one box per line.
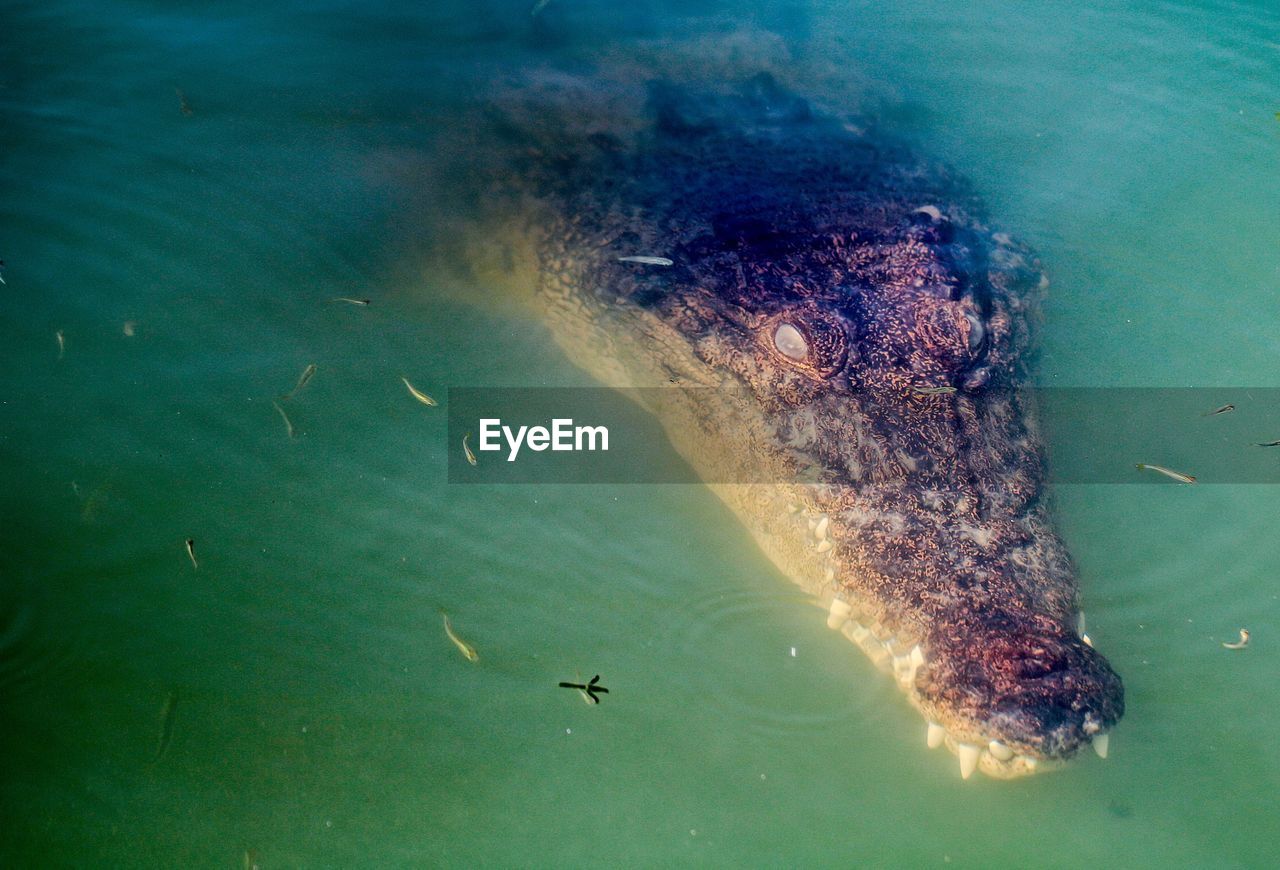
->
[3, 1, 1279, 866]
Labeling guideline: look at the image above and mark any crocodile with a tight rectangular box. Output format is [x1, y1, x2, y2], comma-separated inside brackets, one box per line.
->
[472, 73, 1123, 779]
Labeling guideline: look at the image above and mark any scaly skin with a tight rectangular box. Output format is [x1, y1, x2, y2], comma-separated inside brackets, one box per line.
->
[493, 74, 1123, 778]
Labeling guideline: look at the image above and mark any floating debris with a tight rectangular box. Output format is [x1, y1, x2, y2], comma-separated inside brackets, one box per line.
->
[912, 385, 956, 396]
[558, 674, 609, 704]
[401, 376, 437, 407]
[617, 255, 674, 266]
[174, 87, 193, 117]
[463, 432, 477, 466]
[55, 329, 65, 360]
[1222, 629, 1250, 650]
[330, 297, 370, 306]
[441, 612, 479, 662]
[185, 538, 198, 570]
[272, 400, 295, 438]
[1202, 403, 1235, 416]
[282, 363, 316, 400]
[1135, 463, 1196, 484]
[152, 689, 179, 762]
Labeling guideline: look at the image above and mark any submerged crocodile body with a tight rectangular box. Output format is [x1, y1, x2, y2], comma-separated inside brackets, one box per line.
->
[491, 74, 1123, 778]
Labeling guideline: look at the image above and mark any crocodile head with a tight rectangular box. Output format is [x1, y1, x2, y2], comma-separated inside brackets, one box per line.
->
[502, 74, 1124, 778]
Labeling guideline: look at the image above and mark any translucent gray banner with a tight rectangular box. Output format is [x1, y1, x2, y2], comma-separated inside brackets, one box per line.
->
[445, 387, 1280, 484]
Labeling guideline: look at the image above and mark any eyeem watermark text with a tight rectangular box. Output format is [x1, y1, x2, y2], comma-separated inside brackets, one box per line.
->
[479, 418, 610, 461]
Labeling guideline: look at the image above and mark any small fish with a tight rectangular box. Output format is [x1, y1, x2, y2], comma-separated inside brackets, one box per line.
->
[1222, 629, 1250, 650]
[123, 321, 136, 337]
[1135, 463, 1197, 484]
[1202, 403, 1235, 416]
[282, 363, 316, 400]
[0, 257, 6, 283]
[441, 612, 479, 662]
[272, 400, 295, 438]
[55, 329, 65, 360]
[401, 376, 437, 407]
[243, 849, 260, 870]
[463, 432, 477, 466]
[912, 385, 957, 396]
[330, 297, 370, 306]
[174, 87, 193, 116]
[617, 255, 674, 266]
[530, 0, 553, 17]
[185, 538, 198, 570]
[1254, 440, 1280, 447]
[153, 689, 179, 762]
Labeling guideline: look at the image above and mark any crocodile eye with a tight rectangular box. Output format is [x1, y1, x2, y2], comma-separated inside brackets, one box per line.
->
[965, 313, 986, 354]
[766, 308, 851, 378]
[774, 323, 809, 360]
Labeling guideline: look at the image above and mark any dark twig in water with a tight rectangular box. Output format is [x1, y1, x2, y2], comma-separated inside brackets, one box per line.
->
[558, 674, 609, 704]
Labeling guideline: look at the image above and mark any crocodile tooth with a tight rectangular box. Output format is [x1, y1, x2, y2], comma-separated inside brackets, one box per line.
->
[927, 722, 945, 749]
[988, 740, 1014, 762]
[807, 516, 818, 531]
[1082, 633, 1093, 648]
[1093, 733, 1109, 759]
[867, 644, 890, 669]
[958, 743, 981, 779]
[814, 516, 829, 541]
[815, 540, 833, 553]
[910, 645, 925, 667]
[826, 598, 852, 629]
